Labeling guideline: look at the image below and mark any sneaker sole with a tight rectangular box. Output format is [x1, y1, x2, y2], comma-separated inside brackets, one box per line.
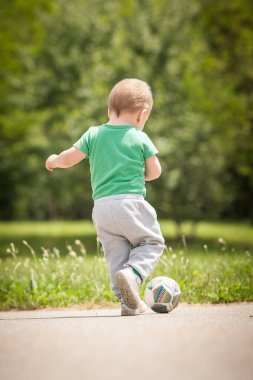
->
[115, 271, 139, 310]
[121, 309, 140, 316]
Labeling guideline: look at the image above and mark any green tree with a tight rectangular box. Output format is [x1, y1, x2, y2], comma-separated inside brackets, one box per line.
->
[195, 0, 253, 221]
[1, 0, 252, 223]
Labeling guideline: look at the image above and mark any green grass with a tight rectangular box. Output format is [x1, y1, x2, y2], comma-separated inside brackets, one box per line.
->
[0, 220, 252, 258]
[160, 220, 253, 246]
[1, 220, 252, 243]
[0, 242, 252, 310]
[0, 221, 96, 238]
[0, 221, 97, 258]
[0, 220, 252, 310]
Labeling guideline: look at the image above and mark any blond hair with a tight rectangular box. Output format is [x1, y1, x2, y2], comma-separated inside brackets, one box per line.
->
[108, 78, 153, 116]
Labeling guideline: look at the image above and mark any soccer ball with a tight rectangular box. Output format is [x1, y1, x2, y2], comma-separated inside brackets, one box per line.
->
[144, 276, 181, 313]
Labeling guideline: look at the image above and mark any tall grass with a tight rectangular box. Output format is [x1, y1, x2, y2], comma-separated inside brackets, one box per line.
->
[0, 240, 112, 310]
[0, 239, 252, 310]
[152, 248, 253, 303]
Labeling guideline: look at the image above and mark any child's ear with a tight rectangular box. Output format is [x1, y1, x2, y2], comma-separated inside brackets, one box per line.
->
[137, 108, 148, 123]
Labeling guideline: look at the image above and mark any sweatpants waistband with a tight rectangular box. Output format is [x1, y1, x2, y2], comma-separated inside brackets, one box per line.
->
[94, 194, 144, 204]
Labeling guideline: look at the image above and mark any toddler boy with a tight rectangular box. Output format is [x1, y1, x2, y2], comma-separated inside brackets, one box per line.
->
[45, 78, 165, 316]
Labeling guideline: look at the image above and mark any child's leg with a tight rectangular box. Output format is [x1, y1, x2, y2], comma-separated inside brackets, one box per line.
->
[111, 199, 165, 282]
[99, 233, 131, 299]
[92, 202, 131, 300]
[92, 195, 164, 309]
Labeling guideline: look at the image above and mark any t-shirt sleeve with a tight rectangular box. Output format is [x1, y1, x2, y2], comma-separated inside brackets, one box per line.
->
[73, 129, 90, 157]
[142, 132, 159, 159]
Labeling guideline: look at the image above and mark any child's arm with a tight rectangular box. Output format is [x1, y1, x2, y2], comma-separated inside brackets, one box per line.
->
[45, 147, 86, 171]
[145, 155, 162, 181]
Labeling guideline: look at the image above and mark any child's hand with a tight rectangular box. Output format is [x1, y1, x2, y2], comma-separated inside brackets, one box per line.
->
[45, 154, 58, 171]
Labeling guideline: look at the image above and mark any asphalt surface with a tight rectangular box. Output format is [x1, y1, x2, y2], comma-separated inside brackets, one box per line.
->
[0, 303, 253, 380]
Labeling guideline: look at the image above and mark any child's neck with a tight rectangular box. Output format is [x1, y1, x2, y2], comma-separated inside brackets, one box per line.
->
[107, 112, 139, 128]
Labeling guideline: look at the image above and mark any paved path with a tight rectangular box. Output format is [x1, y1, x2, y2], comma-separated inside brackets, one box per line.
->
[0, 303, 253, 380]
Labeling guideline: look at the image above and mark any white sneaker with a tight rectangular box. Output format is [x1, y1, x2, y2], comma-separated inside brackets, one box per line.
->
[121, 300, 148, 316]
[115, 268, 142, 310]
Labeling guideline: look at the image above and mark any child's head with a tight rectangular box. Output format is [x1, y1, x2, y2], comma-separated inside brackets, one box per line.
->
[108, 78, 153, 129]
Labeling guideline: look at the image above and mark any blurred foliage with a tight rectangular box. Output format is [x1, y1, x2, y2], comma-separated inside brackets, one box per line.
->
[0, 0, 252, 224]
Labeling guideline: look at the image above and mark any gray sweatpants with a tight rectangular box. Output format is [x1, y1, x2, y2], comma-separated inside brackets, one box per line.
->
[92, 194, 165, 299]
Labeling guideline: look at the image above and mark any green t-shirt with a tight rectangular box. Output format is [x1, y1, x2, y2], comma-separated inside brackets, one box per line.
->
[74, 124, 158, 200]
